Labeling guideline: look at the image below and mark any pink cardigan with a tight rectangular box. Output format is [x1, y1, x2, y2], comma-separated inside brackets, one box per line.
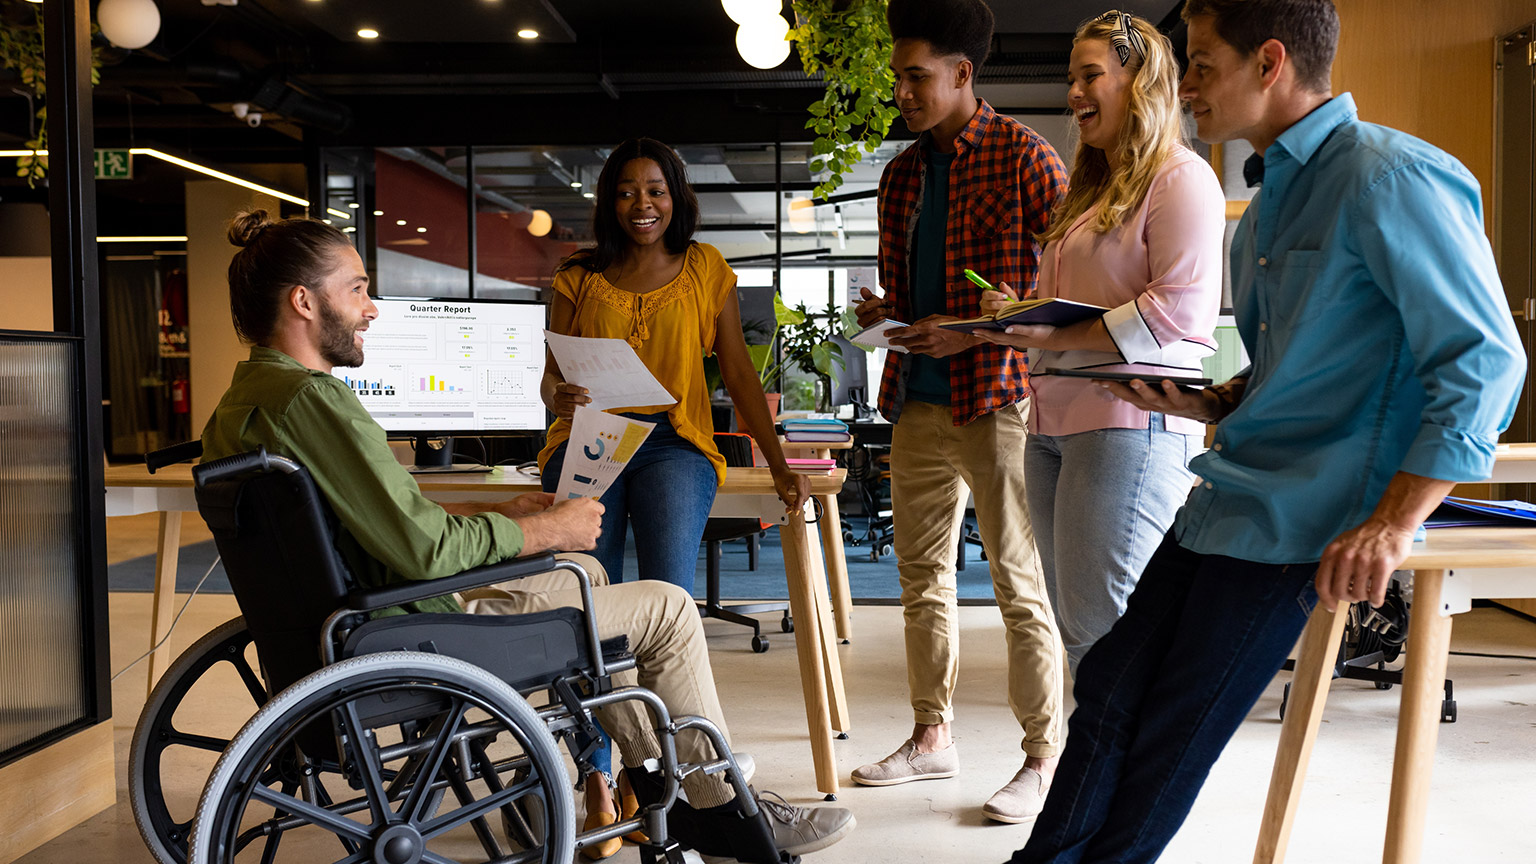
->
[1029, 147, 1225, 437]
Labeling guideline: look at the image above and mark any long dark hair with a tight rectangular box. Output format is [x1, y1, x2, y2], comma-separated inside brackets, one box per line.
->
[226, 209, 351, 343]
[558, 138, 700, 274]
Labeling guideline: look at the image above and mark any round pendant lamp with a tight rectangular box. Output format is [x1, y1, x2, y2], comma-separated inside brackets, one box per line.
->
[97, 0, 162, 50]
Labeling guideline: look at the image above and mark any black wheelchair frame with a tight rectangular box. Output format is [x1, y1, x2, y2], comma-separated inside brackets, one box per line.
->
[129, 443, 767, 864]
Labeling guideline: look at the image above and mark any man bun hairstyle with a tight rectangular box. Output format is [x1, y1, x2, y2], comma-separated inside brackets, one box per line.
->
[1182, 0, 1339, 94]
[226, 209, 352, 345]
[887, 0, 995, 72]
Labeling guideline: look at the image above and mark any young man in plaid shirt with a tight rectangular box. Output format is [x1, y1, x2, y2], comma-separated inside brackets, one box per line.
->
[851, 0, 1069, 825]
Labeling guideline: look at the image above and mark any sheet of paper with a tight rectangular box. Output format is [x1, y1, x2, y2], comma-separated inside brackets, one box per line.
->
[544, 332, 678, 411]
[850, 319, 911, 354]
[555, 407, 656, 500]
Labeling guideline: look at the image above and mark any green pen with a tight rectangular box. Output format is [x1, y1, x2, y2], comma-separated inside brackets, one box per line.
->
[963, 269, 994, 291]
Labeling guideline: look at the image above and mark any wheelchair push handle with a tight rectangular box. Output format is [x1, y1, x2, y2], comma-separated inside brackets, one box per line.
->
[145, 439, 203, 473]
[193, 446, 301, 486]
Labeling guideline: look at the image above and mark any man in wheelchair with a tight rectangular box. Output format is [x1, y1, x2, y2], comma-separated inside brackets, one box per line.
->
[196, 210, 854, 863]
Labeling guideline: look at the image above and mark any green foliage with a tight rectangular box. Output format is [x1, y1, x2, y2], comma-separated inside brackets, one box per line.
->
[0, 1, 104, 185]
[790, 0, 898, 199]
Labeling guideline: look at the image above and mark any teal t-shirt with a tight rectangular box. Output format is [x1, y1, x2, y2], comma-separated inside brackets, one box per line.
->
[907, 147, 954, 405]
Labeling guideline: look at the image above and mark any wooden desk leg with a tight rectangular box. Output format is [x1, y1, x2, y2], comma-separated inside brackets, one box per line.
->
[802, 514, 851, 734]
[1253, 601, 1348, 864]
[145, 510, 184, 698]
[816, 493, 854, 643]
[1384, 568, 1455, 864]
[780, 512, 841, 798]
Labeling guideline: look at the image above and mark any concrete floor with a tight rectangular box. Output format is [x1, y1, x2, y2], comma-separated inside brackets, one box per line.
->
[18, 516, 1536, 863]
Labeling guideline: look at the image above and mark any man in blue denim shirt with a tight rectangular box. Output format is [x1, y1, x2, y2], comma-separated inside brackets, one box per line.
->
[1011, 1, 1525, 862]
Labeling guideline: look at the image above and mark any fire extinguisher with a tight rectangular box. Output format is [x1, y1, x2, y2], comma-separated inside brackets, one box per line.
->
[170, 379, 189, 415]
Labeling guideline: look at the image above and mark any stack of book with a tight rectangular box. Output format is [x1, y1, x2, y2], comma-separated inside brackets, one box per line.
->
[782, 418, 851, 443]
[785, 457, 838, 475]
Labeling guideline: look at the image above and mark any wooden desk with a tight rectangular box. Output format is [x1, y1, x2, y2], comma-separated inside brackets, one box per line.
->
[779, 437, 855, 643]
[105, 464, 855, 796]
[1255, 526, 1536, 864]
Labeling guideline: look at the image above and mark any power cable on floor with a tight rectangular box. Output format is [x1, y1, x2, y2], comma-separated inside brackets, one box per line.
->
[110, 555, 223, 683]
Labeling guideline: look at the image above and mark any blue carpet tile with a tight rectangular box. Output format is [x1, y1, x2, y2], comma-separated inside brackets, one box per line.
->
[107, 518, 1000, 602]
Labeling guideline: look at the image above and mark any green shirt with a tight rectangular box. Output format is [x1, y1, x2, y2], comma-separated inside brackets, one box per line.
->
[201, 346, 526, 615]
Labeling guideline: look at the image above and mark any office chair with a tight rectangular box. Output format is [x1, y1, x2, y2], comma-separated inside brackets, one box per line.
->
[697, 433, 792, 653]
[128, 443, 776, 864]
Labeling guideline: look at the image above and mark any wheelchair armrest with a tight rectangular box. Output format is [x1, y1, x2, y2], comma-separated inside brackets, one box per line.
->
[346, 553, 562, 613]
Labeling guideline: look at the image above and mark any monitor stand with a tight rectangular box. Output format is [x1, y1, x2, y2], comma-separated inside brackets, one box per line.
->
[405, 436, 492, 474]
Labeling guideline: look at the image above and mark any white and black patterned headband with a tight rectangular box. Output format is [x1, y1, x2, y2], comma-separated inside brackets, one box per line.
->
[1095, 10, 1149, 66]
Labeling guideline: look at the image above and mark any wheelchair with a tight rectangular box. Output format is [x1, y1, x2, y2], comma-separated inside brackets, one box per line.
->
[128, 444, 781, 864]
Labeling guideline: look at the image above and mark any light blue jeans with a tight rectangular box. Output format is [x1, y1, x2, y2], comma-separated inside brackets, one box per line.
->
[1024, 416, 1197, 674]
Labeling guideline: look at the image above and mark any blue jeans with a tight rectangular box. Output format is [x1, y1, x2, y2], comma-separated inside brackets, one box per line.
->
[544, 413, 717, 777]
[1025, 417, 1196, 674]
[1010, 533, 1318, 864]
[543, 412, 718, 593]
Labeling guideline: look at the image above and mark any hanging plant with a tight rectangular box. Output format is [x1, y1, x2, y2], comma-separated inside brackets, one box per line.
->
[789, 0, 899, 199]
[0, 0, 104, 186]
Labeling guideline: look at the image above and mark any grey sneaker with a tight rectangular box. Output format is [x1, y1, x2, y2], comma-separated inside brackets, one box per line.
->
[850, 739, 959, 786]
[702, 791, 856, 861]
[982, 766, 1048, 824]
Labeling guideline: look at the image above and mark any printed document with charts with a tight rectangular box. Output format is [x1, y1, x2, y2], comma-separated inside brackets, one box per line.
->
[555, 407, 656, 500]
[543, 331, 677, 411]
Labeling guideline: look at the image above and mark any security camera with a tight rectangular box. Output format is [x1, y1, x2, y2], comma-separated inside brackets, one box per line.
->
[232, 102, 262, 127]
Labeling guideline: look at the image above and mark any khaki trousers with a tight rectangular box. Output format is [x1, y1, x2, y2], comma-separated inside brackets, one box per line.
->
[890, 399, 1063, 758]
[461, 553, 734, 807]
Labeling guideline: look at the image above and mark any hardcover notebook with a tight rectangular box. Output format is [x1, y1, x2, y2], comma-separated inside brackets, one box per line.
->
[939, 298, 1109, 333]
[1423, 497, 1536, 528]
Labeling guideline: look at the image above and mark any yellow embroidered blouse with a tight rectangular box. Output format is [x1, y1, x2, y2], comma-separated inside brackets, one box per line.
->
[538, 242, 737, 484]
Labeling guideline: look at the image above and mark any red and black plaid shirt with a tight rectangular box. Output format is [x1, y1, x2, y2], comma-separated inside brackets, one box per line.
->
[876, 100, 1068, 426]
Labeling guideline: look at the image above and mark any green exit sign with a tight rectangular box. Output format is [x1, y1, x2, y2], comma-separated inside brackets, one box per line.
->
[94, 149, 132, 180]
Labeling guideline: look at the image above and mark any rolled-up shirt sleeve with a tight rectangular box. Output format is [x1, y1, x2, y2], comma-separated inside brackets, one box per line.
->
[1354, 159, 1526, 482]
[284, 378, 526, 580]
[1102, 157, 1226, 365]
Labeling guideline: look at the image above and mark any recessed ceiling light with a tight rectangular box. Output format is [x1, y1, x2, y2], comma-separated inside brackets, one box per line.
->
[347, 202, 359, 208]
[357, 28, 380, 39]
[342, 226, 356, 233]
[570, 181, 582, 189]
[417, 226, 427, 233]
[583, 192, 595, 199]
[396, 219, 407, 226]
[373, 210, 383, 216]
[323, 219, 333, 224]
[517, 29, 539, 39]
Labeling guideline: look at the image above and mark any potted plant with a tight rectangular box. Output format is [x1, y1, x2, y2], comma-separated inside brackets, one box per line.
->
[749, 295, 857, 415]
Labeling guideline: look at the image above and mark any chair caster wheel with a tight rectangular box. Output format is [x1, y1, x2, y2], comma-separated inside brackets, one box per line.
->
[751, 635, 769, 653]
[781, 615, 794, 633]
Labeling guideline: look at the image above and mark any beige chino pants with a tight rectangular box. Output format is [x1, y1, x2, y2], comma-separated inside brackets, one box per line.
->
[461, 553, 735, 807]
[890, 399, 1063, 758]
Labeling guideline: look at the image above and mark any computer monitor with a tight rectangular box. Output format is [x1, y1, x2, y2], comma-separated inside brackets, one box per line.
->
[337, 296, 546, 466]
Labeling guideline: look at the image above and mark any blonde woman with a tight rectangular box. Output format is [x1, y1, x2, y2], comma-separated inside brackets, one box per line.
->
[977, 10, 1224, 672]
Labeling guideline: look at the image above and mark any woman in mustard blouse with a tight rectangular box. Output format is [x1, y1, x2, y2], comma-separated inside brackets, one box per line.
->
[538, 138, 809, 589]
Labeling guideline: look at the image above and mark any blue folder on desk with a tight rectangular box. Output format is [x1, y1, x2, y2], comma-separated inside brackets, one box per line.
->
[1424, 497, 1536, 528]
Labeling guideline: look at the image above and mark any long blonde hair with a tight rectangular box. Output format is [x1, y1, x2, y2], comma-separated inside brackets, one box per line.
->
[1038, 12, 1186, 245]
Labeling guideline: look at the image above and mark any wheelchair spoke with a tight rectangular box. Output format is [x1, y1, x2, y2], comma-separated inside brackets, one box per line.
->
[400, 698, 466, 824]
[336, 701, 394, 826]
[420, 771, 540, 839]
[165, 728, 230, 752]
[250, 784, 370, 842]
[231, 655, 269, 706]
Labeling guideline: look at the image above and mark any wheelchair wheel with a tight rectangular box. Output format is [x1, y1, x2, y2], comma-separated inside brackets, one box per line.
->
[131, 617, 268, 864]
[188, 652, 575, 864]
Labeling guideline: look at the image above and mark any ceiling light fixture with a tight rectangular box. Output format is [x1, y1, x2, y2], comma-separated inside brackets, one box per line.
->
[788, 196, 814, 234]
[721, 0, 778, 26]
[583, 192, 595, 199]
[734, 11, 792, 69]
[517, 29, 539, 39]
[347, 202, 360, 208]
[97, 0, 162, 50]
[396, 220, 407, 226]
[417, 226, 427, 233]
[570, 181, 582, 189]
[97, 235, 188, 243]
[527, 209, 553, 237]
[373, 210, 384, 216]
[357, 28, 380, 39]
[326, 208, 352, 220]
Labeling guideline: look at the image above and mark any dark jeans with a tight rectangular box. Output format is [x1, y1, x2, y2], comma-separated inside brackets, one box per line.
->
[543, 411, 718, 593]
[1011, 532, 1319, 864]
